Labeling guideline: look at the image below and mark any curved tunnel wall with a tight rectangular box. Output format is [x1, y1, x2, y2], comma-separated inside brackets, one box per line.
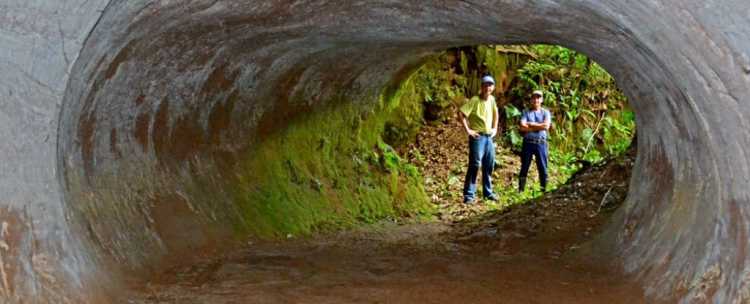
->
[1, 0, 749, 302]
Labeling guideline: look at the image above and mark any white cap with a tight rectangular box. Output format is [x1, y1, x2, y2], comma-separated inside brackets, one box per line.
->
[481, 75, 495, 85]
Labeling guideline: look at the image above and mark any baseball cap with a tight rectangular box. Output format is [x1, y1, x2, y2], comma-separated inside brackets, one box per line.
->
[481, 75, 495, 85]
[531, 90, 543, 97]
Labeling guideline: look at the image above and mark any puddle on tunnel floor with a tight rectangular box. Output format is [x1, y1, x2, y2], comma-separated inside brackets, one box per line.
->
[123, 218, 645, 304]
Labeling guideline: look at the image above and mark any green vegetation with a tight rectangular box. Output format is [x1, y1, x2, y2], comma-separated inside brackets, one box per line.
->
[509, 45, 634, 159]
[232, 44, 634, 239]
[387, 45, 635, 204]
[507, 45, 635, 192]
[384, 46, 530, 146]
[233, 92, 433, 239]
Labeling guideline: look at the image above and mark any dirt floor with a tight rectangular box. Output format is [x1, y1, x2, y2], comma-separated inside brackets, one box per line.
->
[400, 118, 544, 222]
[123, 121, 646, 303]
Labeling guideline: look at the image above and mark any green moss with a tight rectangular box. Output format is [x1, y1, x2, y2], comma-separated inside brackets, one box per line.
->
[477, 45, 509, 84]
[232, 90, 433, 239]
[383, 53, 469, 145]
[383, 71, 425, 145]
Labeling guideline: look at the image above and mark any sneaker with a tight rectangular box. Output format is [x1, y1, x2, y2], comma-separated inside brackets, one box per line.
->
[463, 198, 476, 204]
[485, 195, 499, 202]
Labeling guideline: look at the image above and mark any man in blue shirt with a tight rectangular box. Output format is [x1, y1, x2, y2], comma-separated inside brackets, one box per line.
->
[519, 90, 552, 192]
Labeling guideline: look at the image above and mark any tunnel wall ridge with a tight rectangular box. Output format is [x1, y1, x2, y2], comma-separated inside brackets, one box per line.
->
[0, 1, 116, 302]
[1, 1, 750, 302]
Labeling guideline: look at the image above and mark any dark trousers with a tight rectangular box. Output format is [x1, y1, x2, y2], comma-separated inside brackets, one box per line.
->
[463, 135, 495, 200]
[519, 139, 548, 192]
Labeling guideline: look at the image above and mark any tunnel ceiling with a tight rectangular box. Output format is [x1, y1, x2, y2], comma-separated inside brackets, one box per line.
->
[0, 0, 748, 303]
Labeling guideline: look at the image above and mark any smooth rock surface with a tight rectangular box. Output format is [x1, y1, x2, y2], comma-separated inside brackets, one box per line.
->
[1, 1, 749, 303]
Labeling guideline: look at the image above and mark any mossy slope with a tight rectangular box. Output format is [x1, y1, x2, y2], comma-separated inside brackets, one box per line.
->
[233, 87, 432, 238]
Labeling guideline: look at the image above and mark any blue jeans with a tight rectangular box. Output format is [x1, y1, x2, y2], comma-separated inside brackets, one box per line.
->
[463, 135, 495, 201]
[519, 139, 548, 191]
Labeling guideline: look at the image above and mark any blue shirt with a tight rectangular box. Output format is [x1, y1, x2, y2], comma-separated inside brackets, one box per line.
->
[520, 108, 551, 140]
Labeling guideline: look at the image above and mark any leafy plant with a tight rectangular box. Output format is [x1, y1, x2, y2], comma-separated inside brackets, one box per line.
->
[493, 44, 636, 194]
[383, 44, 636, 208]
[504, 104, 522, 119]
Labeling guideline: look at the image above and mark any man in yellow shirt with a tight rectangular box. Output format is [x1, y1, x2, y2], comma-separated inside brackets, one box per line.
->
[459, 75, 499, 204]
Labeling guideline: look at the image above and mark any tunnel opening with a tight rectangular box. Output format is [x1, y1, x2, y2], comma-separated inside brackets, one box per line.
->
[49, 1, 749, 303]
[383, 44, 636, 223]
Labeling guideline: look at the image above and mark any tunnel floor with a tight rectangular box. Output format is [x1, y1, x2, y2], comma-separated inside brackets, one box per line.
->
[122, 141, 643, 303]
[124, 222, 641, 304]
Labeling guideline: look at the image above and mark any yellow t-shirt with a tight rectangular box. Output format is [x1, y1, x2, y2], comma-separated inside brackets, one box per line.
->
[460, 95, 496, 134]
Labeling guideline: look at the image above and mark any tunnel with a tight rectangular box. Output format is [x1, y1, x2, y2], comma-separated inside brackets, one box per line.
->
[1, 0, 750, 303]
